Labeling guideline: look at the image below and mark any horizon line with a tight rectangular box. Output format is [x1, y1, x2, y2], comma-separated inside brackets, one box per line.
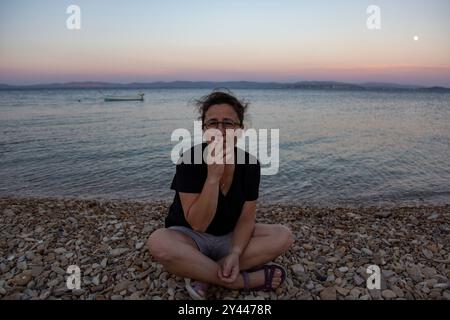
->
[1, 79, 449, 89]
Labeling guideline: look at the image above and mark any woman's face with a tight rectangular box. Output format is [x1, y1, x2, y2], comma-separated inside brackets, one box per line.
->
[203, 104, 241, 148]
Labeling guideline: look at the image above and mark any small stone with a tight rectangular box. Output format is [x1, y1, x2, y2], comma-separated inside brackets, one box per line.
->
[382, 270, 395, 278]
[427, 213, 439, 220]
[327, 257, 339, 263]
[338, 267, 349, 273]
[129, 292, 142, 300]
[53, 287, 68, 297]
[422, 267, 436, 278]
[302, 244, 313, 251]
[101, 258, 108, 268]
[326, 274, 336, 282]
[392, 285, 404, 298]
[336, 287, 350, 296]
[375, 211, 392, 218]
[110, 248, 129, 257]
[54, 248, 66, 254]
[381, 289, 397, 299]
[39, 290, 51, 299]
[350, 288, 361, 299]
[135, 242, 144, 250]
[407, 265, 423, 282]
[111, 295, 123, 300]
[72, 289, 85, 296]
[91, 285, 104, 293]
[354, 275, 365, 286]
[433, 283, 449, 290]
[320, 287, 337, 300]
[92, 276, 100, 286]
[351, 248, 361, 254]
[291, 264, 305, 275]
[113, 280, 132, 293]
[68, 217, 78, 224]
[12, 271, 33, 286]
[51, 265, 66, 275]
[30, 266, 44, 277]
[137, 281, 148, 290]
[17, 261, 28, 271]
[361, 248, 373, 256]
[47, 278, 60, 288]
[443, 291, 450, 300]
[65, 252, 74, 259]
[422, 249, 433, 260]
[25, 252, 35, 260]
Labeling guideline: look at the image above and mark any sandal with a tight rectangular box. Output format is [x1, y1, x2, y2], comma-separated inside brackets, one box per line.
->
[185, 278, 209, 300]
[241, 262, 287, 292]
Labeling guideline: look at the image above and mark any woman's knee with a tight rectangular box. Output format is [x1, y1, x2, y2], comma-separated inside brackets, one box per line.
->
[273, 224, 294, 253]
[147, 228, 173, 263]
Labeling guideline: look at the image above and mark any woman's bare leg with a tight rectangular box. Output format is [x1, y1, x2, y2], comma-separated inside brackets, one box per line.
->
[147, 228, 225, 286]
[147, 226, 292, 290]
[217, 224, 294, 271]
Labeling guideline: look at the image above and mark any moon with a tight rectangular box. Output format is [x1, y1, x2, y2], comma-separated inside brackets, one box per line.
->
[413, 36, 419, 41]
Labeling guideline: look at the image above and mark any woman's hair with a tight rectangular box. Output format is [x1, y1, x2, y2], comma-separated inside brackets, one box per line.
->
[195, 89, 249, 126]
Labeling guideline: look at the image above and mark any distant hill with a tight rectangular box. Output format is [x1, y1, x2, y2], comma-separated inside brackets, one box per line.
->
[1, 81, 449, 92]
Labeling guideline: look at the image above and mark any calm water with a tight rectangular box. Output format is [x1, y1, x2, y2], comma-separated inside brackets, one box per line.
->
[1, 89, 449, 207]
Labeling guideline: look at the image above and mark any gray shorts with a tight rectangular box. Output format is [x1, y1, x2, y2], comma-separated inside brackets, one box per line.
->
[168, 226, 234, 261]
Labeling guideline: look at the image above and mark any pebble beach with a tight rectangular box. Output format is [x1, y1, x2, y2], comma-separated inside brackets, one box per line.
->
[0, 196, 449, 300]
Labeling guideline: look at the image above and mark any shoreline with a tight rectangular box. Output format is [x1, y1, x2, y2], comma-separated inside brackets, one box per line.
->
[0, 194, 447, 210]
[0, 196, 449, 300]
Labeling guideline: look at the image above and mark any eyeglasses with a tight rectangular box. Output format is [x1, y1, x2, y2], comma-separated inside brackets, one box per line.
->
[203, 120, 241, 129]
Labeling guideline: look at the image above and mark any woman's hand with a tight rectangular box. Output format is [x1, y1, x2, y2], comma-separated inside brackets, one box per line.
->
[206, 144, 229, 183]
[217, 252, 240, 284]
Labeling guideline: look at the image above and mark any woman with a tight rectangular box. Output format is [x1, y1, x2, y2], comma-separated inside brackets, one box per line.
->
[147, 90, 293, 300]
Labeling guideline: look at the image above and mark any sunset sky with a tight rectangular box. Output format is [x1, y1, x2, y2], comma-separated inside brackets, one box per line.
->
[1, 0, 449, 86]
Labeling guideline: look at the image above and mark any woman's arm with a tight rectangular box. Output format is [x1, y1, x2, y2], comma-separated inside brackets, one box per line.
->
[218, 201, 256, 283]
[229, 200, 256, 255]
[179, 176, 220, 232]
[179, 153, 225, 232]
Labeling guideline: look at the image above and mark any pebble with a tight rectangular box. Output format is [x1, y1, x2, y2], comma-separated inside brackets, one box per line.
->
[375, 211, 392, 218]
[354, 275, 365, 286]
[291, 264, 305, 275]
[382, 270, 395, 278]
[320, 287, 337, 300]
[114, 280, 132, 293]
[336, 287, 350, 296]
[135, 242, 145, 250]
[422, 249, 433, 260]
[381, 289, 397, 299]
[110, 248, 129, 257]
[12, 271, 33, 286]
[407, 265, 424, 282]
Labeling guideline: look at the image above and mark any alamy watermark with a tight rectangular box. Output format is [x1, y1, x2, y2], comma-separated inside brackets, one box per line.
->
[66, 265, 81, 290]
[171, 121, 279, 175]
[66, 5, 81, 30]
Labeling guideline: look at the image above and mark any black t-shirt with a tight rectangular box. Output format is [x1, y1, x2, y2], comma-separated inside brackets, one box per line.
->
[165, 143, 261, 236]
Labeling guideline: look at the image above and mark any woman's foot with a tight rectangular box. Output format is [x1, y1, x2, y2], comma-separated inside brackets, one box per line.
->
[185, 278, 210, 300]
[241, 263, 286, 292]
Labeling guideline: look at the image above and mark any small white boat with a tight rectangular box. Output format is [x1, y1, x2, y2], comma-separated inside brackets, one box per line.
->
[104, 93, 144, 102]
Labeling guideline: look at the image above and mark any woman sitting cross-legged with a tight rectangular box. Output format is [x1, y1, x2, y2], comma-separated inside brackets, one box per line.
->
[147, 90, 294, 300]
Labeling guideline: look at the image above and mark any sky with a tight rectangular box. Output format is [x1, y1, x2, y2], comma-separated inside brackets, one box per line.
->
[1, 0, 449, 86]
